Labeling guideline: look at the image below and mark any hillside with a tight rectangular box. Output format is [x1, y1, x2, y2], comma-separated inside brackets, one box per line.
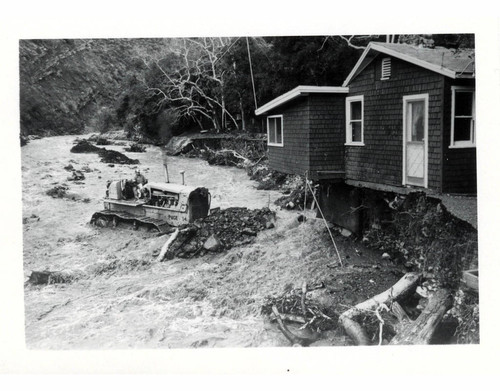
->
[19, 34, 473, 140]
[19, 38, 167, 136]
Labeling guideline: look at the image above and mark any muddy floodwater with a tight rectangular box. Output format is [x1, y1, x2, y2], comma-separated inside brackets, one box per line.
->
[23, 135, 402, 349]
[21, 136, 336, 348]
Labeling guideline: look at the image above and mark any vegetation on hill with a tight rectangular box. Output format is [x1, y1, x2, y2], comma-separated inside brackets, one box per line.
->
[19, 34, 474, 142]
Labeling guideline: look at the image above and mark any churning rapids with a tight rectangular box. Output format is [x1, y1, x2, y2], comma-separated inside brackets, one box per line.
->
[22, 135, 356, 349]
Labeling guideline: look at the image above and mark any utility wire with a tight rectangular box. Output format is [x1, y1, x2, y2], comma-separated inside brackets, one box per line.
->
[246, 37, 258, 110]
[214, 37, 241, 64]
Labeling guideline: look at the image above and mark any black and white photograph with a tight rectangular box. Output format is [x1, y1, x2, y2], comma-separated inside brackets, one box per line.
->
[1, 4, 499, 379]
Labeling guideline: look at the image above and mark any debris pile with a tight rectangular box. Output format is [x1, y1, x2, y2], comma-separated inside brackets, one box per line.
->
[202, 149, 242, 166]
[362, 192, 478, 288]
[70, 139, 102, 153]
[70, 139, 139, 164]
[262, 281, 338, 335]
[262, 271, 459, 346]
[98, 149, 139, 165]
[46, 185, 69, 198]
[246, 165, 287, 190]
[275, 185, 317, 210]
[163, 207, 276, 259]
[448, 288, 479, 344]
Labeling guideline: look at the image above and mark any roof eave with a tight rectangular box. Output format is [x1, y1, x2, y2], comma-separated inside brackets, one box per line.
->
[255, 85, 348, 116]
[343, 42, 472, 86]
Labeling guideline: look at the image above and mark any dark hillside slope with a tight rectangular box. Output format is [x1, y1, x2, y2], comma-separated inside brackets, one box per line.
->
[19, 38, 167, 136]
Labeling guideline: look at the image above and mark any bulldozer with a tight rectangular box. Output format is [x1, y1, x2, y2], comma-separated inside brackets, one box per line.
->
[91, 165, 211, 233]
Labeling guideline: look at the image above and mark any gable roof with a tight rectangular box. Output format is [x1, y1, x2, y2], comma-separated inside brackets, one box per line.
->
[255, 85, 348, 116]
[342, 42, 475, 87]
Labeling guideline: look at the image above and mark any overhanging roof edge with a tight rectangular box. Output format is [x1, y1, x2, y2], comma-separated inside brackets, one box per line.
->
[255, 85, 349, 115]
[342, 42, 470, 86]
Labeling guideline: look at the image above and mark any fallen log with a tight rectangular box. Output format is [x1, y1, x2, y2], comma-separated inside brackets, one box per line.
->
[389, 288, 453, 345]
[156, 228, 179, 262]
[339, 272, 421, 345]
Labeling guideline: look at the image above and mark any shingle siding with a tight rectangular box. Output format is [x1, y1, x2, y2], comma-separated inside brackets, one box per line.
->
[265, 51, 476, 194]
[267, 97, 310, 175]
[308, 95, 345, 175]
[442, 78, 477, 193]
[345, 55, 445, 191]
[267, 94, 345, 178]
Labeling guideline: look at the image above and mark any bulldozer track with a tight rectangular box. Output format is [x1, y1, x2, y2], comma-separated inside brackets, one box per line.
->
[91, 210, 174, 233]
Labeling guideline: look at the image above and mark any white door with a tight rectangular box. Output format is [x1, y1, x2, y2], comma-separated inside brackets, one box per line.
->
[403, 94, 428, 188]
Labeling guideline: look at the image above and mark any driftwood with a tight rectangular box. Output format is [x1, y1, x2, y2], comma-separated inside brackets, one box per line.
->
[389, 288, 453, 345]
[156, 228, 179, 262]
[279, 313, 306, 324]
[301, 281, 307, 317]
[339, 272, 421, 345]
[272, 306, 317, 347]
[218, 149, 251, 165]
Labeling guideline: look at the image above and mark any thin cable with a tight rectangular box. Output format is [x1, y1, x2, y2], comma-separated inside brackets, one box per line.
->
[306, 181, 343, 266]
[214, 37, 241, 64]
[246, 37, 258, 110]
[303, 171, 308, 212]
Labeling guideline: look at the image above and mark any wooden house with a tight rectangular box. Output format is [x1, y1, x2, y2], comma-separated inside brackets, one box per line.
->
[256, 43, 476, 233]
[255, 86, 348, 181]
[342, 42, 476, 194]
[256, 43, 476, 195]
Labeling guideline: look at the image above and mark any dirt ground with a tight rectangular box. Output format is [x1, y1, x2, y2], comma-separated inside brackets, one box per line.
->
[22, 135, 406, 349]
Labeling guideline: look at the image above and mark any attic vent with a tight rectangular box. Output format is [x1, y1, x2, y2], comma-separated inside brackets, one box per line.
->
[381, 57, 391, 80]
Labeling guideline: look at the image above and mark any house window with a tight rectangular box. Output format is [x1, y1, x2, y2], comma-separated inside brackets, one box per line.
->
[346, 96, 364, 145]
[450, 86, 475, 148]
[267, 115, 283, 147]
[381, 57, 391, 80]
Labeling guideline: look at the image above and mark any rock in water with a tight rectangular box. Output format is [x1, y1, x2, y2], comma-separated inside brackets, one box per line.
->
[266, 221, 275, 229]
[203, 234, 222, 252]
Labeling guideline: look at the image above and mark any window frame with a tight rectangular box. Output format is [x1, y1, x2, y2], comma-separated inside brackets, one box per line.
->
[450, 86, 476, 149]
[267, 115, 284, 147]
[345, 95, 365, 146]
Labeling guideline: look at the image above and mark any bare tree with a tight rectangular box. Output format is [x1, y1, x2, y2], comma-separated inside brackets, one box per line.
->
[139, 37, 241, 132]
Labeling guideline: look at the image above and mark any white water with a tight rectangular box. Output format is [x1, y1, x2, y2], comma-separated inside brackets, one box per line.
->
[22, 135, 342, 349]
